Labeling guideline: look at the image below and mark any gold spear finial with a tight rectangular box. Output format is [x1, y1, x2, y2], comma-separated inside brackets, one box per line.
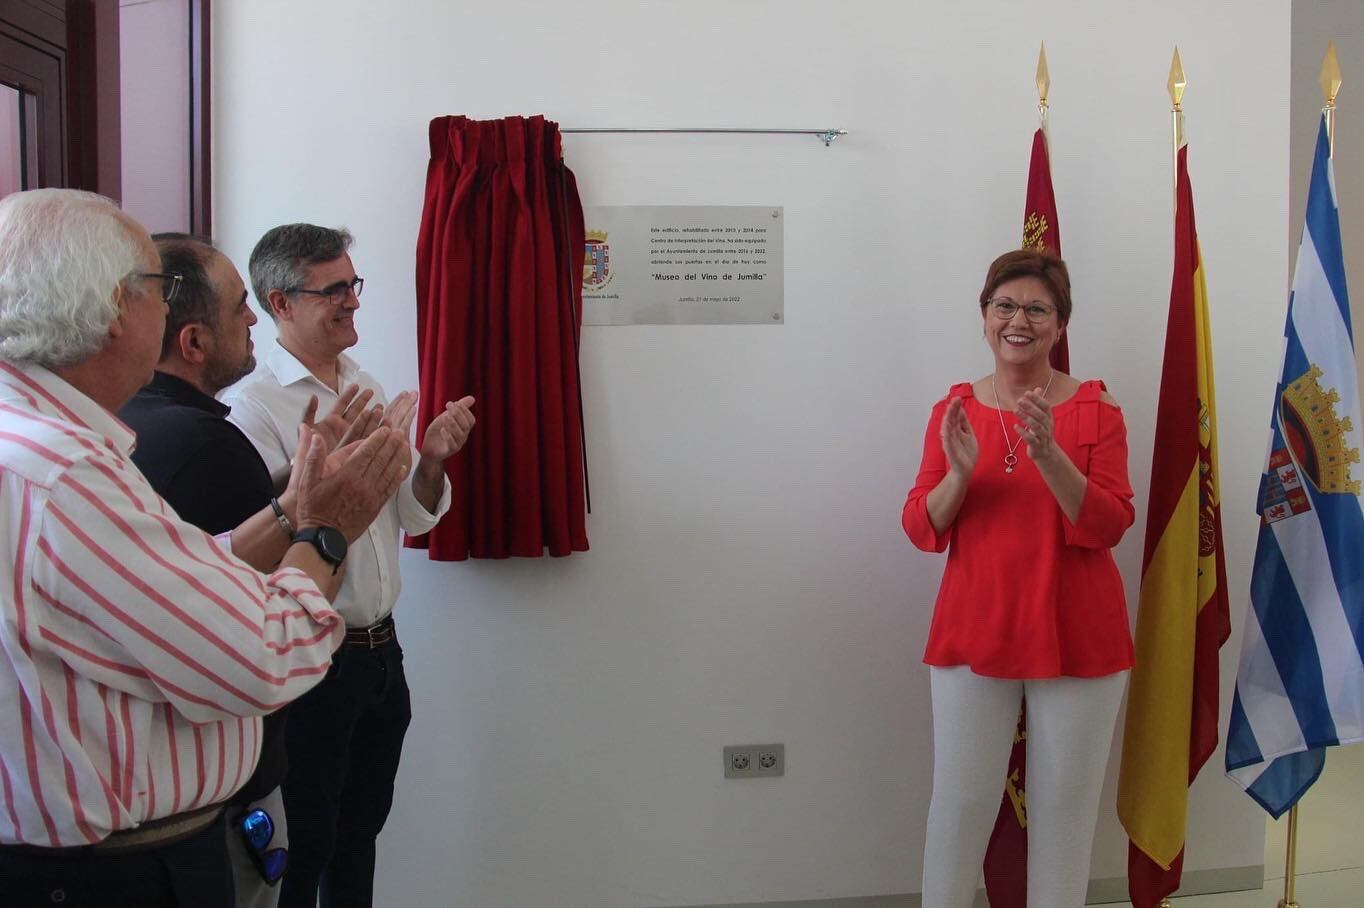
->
[1321, 41, 1342, 108]
[1168, 47, 1186, 193]
[1036, 42, 1051, 110]
[1168, 47, 1186, 111]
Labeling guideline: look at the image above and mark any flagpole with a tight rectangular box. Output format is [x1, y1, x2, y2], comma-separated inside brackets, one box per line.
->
[1155, 50, 1186, 908]
[1276, 805, 1300, 908]
[1272, 46, 1344, 908]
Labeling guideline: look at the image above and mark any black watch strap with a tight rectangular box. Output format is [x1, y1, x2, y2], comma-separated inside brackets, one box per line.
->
[292, 526, 347, 575]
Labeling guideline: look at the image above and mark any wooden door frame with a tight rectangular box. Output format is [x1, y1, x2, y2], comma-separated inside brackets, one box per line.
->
[188, 0, 209, 233]
[66, 0, 121, 197]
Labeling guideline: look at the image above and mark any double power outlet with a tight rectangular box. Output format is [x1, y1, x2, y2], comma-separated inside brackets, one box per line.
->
[723, 742, 785, 779]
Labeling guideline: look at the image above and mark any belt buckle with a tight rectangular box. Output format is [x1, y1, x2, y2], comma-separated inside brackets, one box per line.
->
[349, 620, 388, 648]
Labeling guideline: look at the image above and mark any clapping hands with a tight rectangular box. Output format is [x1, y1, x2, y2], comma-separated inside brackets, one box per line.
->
[301, 384, 384, 452]
[939, 397, 978, 478]
[291, 423, 411, 543]
[418, 396, 476, 464]
[1014, 389, 1056, 465]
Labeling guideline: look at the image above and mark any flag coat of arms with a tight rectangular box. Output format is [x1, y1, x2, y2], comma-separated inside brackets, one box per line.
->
[1225, 116, 1364, 817]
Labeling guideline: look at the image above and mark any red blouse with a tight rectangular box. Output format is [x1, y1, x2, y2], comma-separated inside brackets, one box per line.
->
[902, 380, 1135, 679]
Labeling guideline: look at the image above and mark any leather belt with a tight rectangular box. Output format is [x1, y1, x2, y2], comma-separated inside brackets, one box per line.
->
[94, 803, 223, 853]
[343, 615, 395, 648]
[1, 803, 223, 856]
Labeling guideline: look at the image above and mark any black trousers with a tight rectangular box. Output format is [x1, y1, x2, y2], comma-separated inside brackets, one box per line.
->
[0, 811, 232, 908]
[278, 633, 411, 908]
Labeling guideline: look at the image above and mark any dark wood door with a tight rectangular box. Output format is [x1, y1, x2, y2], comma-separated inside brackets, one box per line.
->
[0, 0, 121, 197]
[0, 30, 61, 188]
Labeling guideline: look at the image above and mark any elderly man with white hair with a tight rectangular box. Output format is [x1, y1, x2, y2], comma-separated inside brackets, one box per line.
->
[0, 189, 411, 908]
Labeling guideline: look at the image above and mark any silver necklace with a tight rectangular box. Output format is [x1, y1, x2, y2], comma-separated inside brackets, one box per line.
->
[991, 370, 1055, 474]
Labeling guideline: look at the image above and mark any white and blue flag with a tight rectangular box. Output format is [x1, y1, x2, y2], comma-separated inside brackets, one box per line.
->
[1225, 116, 1364, 817]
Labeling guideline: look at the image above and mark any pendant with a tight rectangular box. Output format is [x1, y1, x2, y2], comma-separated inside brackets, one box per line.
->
[1004, 453, 1018, 474]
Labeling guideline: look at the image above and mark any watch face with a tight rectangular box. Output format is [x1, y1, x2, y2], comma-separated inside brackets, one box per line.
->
[297, 527, 347, 565]
[316, 527, 347, 564]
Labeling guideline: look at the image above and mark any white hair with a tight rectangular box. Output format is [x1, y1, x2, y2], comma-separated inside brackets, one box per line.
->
[0, 189, 146, 369]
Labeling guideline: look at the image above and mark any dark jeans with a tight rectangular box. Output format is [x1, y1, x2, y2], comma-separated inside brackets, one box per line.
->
[0, 811, 232, 908]
[278, 633, 411, 908]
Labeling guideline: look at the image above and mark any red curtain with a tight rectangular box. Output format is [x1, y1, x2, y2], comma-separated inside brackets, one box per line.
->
[409, 115, 589, 559]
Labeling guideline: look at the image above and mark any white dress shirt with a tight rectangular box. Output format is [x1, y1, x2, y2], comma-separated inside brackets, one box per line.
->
[225, 341, 450, 628]
[0, 362, 344, 846]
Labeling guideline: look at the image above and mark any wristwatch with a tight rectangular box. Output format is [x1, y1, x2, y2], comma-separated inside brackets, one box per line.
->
[293, 526, 347, 575]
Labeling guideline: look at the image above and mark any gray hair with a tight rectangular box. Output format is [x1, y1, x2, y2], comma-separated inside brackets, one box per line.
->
[249, 224, 353, 321]
[0, 189, 145, 369]
[152, 233, 218, 358]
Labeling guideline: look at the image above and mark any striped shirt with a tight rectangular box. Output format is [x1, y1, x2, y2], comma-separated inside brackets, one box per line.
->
[0, 362, 345, 847]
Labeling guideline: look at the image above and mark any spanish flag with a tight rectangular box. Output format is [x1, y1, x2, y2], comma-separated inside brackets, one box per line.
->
[1116, 142, 1231, 906]
[980, 125, 1066, 907]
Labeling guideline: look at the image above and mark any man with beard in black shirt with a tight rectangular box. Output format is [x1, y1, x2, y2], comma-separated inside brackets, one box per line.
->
[120, 234, 381, 907]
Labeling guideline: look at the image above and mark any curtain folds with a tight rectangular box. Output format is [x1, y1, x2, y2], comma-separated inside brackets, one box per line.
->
[409, 115, 588, 559]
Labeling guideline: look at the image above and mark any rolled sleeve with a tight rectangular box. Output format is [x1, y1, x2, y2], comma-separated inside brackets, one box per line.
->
[33, 455, 343, 725]
[903, 398, 953, 553]
[396, 456, 451, 534]
[1061, 403, 1135, 549]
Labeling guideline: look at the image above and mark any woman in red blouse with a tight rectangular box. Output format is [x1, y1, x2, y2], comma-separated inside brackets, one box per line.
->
[903, 249, 1134, 907]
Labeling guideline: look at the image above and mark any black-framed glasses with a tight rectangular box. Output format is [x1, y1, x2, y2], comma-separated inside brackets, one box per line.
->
[236, 807, 289, 886]
[285, 276, 364, 306]
[986, 297, 1056, 324]
[135, 272, 183, 304]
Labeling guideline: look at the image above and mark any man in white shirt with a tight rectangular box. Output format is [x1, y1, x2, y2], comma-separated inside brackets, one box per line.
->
[0, 193, 410, 907]
[226, 223, 474, 908]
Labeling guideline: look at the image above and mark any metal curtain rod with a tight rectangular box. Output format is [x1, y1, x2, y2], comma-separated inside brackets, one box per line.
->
[561, 127, 848, 147]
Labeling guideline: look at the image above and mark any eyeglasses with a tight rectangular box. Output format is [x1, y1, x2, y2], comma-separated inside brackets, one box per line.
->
[986, 297, 1056, 324]
[236, 807, 289, 886]
[285, 276, 364, 306]
[135, 272, 183, 304]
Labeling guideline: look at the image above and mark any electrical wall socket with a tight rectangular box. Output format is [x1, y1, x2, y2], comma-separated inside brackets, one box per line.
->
[723, 743, 785, 778]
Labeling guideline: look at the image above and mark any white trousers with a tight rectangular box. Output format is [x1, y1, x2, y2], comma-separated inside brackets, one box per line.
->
[921, 666, 1128, 908]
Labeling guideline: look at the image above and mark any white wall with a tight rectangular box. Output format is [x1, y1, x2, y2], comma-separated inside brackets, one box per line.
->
[121, 0, 190, 233]
[213, 2, 1287, 904]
